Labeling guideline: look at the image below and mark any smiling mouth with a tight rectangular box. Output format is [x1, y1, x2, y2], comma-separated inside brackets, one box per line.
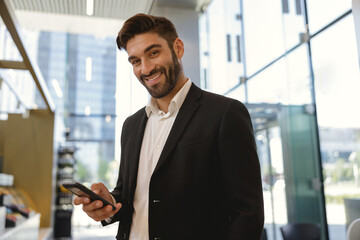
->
[144, 73, 162, 85]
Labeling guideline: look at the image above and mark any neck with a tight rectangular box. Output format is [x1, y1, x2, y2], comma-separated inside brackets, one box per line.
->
[156, 74, 188, 113]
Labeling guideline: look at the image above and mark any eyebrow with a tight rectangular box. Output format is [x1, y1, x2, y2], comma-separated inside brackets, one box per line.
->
[128, 44, 162, 62]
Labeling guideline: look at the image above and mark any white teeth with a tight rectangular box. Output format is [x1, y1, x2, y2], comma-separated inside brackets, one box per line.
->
[147, 73, 161, 81]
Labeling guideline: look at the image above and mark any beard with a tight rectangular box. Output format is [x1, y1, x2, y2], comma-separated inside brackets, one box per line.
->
[140, 50, 182, 99]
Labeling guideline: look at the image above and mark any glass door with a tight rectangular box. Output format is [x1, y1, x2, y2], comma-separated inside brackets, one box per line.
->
[257, 125, 288, 240]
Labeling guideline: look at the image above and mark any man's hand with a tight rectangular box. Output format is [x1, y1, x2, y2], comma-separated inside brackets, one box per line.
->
[73, 182, 122, 222]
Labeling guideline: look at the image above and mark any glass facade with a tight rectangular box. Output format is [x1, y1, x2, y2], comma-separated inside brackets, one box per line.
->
[0, 18, 45, 118]
[311, 13, 360, 239]
[36, 31, 118, 187]
[200, 0, 359, 239]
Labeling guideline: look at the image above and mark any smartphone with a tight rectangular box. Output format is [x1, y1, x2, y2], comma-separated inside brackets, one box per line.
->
[62, 181, 116, 210]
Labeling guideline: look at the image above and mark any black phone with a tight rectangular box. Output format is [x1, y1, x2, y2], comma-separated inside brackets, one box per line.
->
[62, 181, 116, 211]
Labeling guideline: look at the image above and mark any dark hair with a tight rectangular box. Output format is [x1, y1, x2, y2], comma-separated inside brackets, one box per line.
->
[116, 13, 179, 50]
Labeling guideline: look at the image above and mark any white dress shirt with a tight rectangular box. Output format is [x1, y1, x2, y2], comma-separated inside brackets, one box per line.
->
[129, 79, 192, 240]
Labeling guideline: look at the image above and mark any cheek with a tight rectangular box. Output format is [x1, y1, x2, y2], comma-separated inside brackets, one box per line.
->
[133, 68, 141, 79]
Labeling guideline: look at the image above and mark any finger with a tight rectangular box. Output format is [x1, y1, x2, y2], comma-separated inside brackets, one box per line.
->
[87, 203, 114, 221]
[100, 202, 122, 214]
[90, 183, 112, 203]
[115, 203, 122, 211]
[91, 182, 105, 193]
[73, 196, 81, 205]
[111, 203, 122, 214]
[73, 196, 91, 205]
[83, 200, 103, 212]
[86, 202, 122, 222]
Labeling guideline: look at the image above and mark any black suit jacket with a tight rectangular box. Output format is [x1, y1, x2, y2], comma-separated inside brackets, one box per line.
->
[105, 83, 264, 240]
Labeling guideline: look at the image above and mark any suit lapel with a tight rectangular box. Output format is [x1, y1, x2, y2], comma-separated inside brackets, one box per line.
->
[153, 83, 202, 174]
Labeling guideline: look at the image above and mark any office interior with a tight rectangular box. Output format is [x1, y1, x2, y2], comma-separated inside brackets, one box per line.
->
[0, 0, 360, 239]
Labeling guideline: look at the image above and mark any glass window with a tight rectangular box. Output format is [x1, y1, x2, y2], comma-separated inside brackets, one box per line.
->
[307, 0, 352, 34]
[0, 17, 22, 61]
[243, 0, 306, 76]
[226, 83, 246, 103]
[199, 0, 244, 95]
[256, 126, 287, 240]
[247, 45, 312, 106]
[203, 1, 334, 239]
[245, 44, 321, 240]
[311, 14, 360, 240]
[0, 69, 47, 117]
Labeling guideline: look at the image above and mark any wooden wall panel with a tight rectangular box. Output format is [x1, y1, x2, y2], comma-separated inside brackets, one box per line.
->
[3, 110, 55, 228]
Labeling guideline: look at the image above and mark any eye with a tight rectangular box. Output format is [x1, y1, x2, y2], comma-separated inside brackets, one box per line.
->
[131, 59, 140, 66]
[150, 50, 159, 57]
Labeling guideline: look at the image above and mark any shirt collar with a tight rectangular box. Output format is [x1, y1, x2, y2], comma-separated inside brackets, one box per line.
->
[145, 79, 192, 117]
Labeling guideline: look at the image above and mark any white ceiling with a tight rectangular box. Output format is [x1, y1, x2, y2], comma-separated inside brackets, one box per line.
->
[9, 0, 154, 37]
[8, 0, 211, 38]
[157, 0, 211, 11]
[10, 0, 154, 20]
[9, 0, 211, 19]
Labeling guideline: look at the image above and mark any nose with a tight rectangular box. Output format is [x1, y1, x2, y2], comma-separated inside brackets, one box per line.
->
[141, 59, 155, 76]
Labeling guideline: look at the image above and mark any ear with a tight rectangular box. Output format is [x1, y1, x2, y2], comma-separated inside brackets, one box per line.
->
[172, 38, 184, 59]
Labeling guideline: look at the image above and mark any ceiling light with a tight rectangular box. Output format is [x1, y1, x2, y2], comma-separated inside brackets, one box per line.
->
[51, 78, 63, 98]
[86, 57, 92, 82]
[86, 0, 94, 16]
[85, 106, 91, 116]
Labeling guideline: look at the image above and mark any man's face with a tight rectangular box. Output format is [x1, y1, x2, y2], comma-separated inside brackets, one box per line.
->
[126, 32, 182, 99]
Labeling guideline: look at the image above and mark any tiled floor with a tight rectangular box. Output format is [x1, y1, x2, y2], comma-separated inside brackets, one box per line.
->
[49, 214, 347, 240]
[70, 224, 346, 240]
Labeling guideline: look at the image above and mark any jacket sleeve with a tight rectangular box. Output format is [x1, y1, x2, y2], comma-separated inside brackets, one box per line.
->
[218, 99, 264, 239]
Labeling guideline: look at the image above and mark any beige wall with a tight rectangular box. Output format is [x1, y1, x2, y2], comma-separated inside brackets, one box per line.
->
[2, 110, 55, 228]
[0, 120, 5, 158]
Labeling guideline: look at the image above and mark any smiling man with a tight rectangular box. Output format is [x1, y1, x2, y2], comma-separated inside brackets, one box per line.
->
[74, 13, 264, 240]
